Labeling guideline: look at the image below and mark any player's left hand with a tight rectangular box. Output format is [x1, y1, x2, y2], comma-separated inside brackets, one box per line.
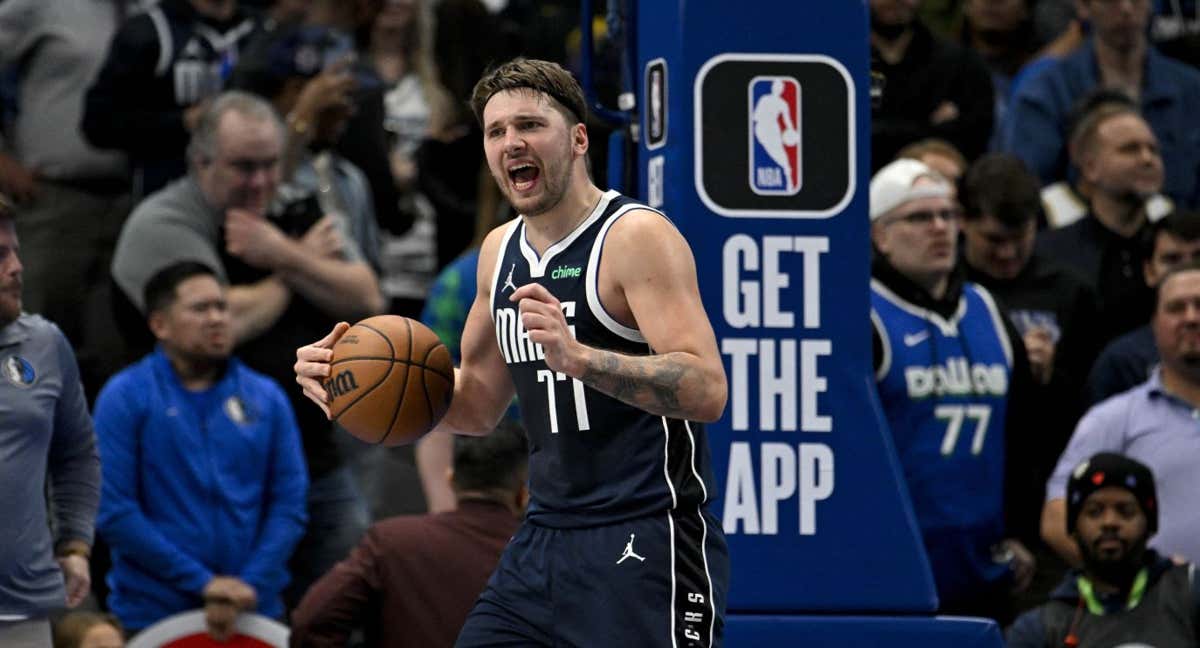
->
[294, 322, 351, 418]
[511, 283, 584, 376]
[56, 554, 90, 608]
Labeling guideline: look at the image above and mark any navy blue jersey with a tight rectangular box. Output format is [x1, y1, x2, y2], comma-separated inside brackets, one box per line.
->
[490, 190, 714, 528]
[870, 279, 1013, 603]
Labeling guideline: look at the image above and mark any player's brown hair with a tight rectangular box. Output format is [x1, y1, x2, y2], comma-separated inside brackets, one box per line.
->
[469, 58, 587, 128]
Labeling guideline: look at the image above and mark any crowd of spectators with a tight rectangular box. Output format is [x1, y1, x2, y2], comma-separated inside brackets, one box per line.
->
[870, 0, 1200, 643]
[5, 0, 1200, 645]
[0, 0, 578, 645]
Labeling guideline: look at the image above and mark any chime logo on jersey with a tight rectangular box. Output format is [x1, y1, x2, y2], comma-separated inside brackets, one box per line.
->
[749, 76, 801, 196]
[3, 355, 35, 388]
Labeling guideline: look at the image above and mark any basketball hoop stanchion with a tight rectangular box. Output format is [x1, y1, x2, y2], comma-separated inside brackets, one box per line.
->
[580, 0, 639, 195]
[628, 2, 1004, 645]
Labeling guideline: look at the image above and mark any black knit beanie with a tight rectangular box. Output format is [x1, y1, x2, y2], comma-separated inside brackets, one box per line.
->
[1067, 452, 1158, 536]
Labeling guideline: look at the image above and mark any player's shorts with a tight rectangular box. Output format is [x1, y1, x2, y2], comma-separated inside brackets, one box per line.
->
[456, 506, 729, 647]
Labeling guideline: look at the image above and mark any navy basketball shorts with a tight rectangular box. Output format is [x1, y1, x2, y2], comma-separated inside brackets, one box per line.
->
[456, 506, 729, 647]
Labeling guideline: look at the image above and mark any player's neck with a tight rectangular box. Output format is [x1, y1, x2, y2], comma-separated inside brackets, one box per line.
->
[523, 182, 603, 254]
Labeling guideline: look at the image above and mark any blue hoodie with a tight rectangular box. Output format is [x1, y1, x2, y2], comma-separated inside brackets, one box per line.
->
[95, 347, 308, 630]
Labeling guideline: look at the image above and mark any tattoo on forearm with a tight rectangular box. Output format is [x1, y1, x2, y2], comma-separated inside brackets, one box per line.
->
[581, 351, 688, 417]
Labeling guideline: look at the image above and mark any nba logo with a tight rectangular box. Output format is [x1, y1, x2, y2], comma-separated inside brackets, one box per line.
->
[748, 76, 801, 195]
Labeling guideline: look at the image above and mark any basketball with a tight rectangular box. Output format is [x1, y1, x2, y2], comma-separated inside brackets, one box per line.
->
[325, 315, 454, 446]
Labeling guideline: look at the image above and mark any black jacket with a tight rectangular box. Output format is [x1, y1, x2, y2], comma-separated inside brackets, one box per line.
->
[965, 252, 1102, 494]
[871, 19, 995, 169]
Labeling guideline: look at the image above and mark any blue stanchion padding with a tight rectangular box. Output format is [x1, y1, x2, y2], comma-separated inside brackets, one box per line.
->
[634, 0, 940, 612]
[725, 614, 1003, 647]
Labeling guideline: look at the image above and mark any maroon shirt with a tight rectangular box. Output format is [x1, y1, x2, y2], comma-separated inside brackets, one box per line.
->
[289, 500, 519, 648]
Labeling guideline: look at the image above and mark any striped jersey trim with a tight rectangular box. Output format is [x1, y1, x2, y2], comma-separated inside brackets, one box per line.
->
[488, 218, 522, 323]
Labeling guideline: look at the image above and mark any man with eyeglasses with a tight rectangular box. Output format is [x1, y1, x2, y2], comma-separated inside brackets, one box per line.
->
[111, 90, 385, 613]
[869, 158, 1040, 624]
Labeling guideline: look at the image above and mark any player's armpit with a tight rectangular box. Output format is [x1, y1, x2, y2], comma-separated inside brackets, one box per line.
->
[433, 226, 517, 436]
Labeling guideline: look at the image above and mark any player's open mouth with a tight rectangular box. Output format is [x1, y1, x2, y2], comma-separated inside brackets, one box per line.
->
[508, 164, 540, 191]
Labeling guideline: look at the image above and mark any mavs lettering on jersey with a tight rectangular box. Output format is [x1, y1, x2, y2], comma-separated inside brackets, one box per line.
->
[489, 191, 715, 529]
[870, 279, 1014, 603]
[749, 76, 802, 196]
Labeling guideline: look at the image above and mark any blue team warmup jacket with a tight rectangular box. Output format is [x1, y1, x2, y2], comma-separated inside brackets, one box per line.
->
[94, 347, 308, 630]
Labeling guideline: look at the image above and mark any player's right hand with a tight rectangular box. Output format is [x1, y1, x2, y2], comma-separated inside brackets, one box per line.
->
[295, 322, 351, 418]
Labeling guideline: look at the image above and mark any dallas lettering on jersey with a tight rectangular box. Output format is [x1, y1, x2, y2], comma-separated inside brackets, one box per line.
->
[718, 234, 835, 536]
[904, 359, 1008, 399]
[494, 301, 577, 364]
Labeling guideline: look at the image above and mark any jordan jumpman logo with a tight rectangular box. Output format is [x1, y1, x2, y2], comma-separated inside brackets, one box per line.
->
[616, 534, 646, 564]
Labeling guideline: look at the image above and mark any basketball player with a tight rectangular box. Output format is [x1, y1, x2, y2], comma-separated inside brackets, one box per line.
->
[295, 58, 730, 646]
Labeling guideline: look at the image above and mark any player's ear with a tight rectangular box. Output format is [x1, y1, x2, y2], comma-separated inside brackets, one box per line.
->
[572, 122, 588, 156]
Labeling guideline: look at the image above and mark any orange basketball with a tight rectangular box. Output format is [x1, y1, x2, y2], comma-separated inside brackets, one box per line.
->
[326, 315, 454, 446]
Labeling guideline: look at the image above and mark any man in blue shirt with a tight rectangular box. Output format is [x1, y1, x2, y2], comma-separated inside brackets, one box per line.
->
[1001, 0, 1200, 208]
[0, 201, 100, 646]
[94, 261, 308, 639]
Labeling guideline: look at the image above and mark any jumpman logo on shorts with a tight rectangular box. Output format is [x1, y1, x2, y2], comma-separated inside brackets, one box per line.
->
[502, 263, 517, 293]
[616, 534, 646, 564]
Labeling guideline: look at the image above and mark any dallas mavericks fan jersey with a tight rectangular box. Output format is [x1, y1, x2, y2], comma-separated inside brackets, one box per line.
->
[490, 190, 714, 528]
[870, 279, 1013, 602]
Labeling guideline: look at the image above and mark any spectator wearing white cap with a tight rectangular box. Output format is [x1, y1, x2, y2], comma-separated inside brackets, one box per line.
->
[869, 158, 1040, 623]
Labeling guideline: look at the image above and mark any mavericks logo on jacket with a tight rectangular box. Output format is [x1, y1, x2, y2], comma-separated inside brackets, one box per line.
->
[3, 355, 35, 387]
